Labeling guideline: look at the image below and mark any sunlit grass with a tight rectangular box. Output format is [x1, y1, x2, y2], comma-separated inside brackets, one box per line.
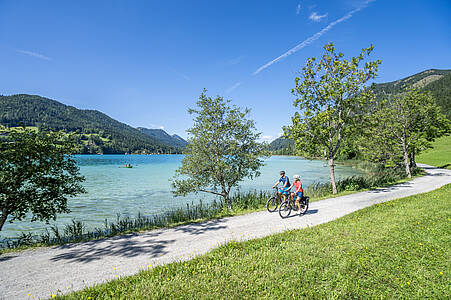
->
[417, 135, 451, 169]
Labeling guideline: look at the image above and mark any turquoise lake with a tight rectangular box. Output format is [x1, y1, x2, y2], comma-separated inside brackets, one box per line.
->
[1, 155, 364, 238]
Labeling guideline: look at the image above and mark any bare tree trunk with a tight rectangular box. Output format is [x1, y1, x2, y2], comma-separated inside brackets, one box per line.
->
[328, 158, 338, 194]
[0, 209, 8, 232]
[402, 147, 412, 178]
[409, 152, 416, 169]
[221, 185, 231, 210]
[224, 193, 231, 210]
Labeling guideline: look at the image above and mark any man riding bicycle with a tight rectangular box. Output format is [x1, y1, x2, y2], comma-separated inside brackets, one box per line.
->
[272, 170, 291, 202]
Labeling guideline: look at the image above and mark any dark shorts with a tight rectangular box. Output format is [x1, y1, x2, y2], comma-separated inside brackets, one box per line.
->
[295, 192, 303, 200]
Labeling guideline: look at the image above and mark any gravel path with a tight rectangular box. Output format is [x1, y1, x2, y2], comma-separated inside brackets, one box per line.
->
[1, 164, 450, 300]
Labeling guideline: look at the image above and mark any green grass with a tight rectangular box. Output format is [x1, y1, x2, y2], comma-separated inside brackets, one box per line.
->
[417, 135, 451, 169]
[60, 184, 451, 299]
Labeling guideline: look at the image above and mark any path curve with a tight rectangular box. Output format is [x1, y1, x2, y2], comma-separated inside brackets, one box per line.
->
[1, 164, 451, 299]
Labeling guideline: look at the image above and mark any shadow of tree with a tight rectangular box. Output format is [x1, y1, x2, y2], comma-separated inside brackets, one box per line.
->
[368, 182, 412, 194]
[50, 230, 174, 263]
[0, 254, 16, 262]
[173, 219, 227, 235]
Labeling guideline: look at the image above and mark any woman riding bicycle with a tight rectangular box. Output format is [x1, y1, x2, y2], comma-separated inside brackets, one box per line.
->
[289, 174, 303, 213]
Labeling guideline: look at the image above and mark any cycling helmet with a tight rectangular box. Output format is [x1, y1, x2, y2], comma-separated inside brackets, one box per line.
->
[293, 174, 300, 179]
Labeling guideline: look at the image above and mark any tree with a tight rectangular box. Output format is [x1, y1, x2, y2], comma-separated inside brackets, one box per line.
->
[285, 43, 381, 194]
[172, 90, 268, 209]
[359, 89, 450, 177]
[0, 127, 85, 231]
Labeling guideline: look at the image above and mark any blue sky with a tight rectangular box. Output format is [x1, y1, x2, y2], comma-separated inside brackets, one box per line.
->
[1, 0, 450, 141]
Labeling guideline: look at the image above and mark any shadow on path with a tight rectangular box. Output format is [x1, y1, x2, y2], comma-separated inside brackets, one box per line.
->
[173, 219, 227, 235]
[50, 231, 174, 263]
[368, 182, 412, 194]
[0, 254, 16, 262]
[281, 208, 319, 219]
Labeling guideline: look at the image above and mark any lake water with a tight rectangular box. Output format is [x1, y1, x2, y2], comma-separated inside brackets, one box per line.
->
[1, 155, 363, 238]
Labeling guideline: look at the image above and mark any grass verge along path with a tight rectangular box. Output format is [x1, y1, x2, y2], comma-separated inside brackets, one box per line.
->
[417, 135, 451, 169]
[62, 184, 451, 299]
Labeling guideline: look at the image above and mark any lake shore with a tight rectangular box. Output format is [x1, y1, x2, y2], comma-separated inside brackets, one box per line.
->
[1, 164, 450, 300]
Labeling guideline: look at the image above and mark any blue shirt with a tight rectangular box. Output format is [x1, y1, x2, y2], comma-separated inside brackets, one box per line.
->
[279, 176, 290, 188]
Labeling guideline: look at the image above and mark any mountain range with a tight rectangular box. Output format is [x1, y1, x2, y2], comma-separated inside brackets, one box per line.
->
[0, 94, 187, 154]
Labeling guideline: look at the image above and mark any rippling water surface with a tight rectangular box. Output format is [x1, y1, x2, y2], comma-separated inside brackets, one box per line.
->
[1, 155, 363, 238]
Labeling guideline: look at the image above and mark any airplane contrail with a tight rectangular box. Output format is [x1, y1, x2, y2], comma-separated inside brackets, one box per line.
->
[253, 1, 374, 76]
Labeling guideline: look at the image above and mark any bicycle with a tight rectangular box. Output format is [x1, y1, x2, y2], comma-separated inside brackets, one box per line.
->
[278, 193, 309, 218]
[266, 187, 289, 212]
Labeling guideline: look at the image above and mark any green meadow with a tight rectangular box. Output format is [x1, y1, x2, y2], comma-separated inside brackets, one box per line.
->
[417, 135, 451, 169]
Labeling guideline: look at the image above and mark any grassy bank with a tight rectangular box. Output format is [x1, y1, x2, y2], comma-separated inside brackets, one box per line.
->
[60, 184, 451, 299]
[417, 135, 451, 169]
[1, 165, 419, 252]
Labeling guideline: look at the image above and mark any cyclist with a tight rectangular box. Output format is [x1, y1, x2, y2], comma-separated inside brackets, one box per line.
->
[272, 170, 291, 202]
[290, 174, 303, 213]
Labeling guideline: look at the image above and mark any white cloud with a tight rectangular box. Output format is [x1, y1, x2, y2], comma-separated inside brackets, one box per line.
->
[309, 12, 328, 22]
[16, 49, 51, 61]
[253, 1, 375, 76]
[225, 81, 242, 93]
[296, 3, 302, 15]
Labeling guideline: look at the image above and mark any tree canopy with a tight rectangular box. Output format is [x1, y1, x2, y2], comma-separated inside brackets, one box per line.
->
[172, 90, 268, 208]
[0, 126, 85, 231]
[285, 42, 381, 194]
[359, 89, 450, 177]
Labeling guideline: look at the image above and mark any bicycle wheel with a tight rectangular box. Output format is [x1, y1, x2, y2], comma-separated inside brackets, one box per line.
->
[266, 196, 278, 212]
[279, 201, 291, 218]
[299, 197, 309, 215]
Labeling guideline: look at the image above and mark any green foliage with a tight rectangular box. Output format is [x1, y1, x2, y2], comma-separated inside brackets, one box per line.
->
[286, 42, 381, 193]
[61, 184, 451, 299]
[172, 90, 268, 207]
[305, 164, 420, 198]
[0, 126, 85, 231]
[0, 94, 180, 154]
[359, 89, 450, 177]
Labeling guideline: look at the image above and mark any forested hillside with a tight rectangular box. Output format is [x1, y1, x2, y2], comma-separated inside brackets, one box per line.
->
[137, 127, 188, 148]
[0, 94, 180, 154]
[268, 137, 294, 155]
[372, 69, 451, 118]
